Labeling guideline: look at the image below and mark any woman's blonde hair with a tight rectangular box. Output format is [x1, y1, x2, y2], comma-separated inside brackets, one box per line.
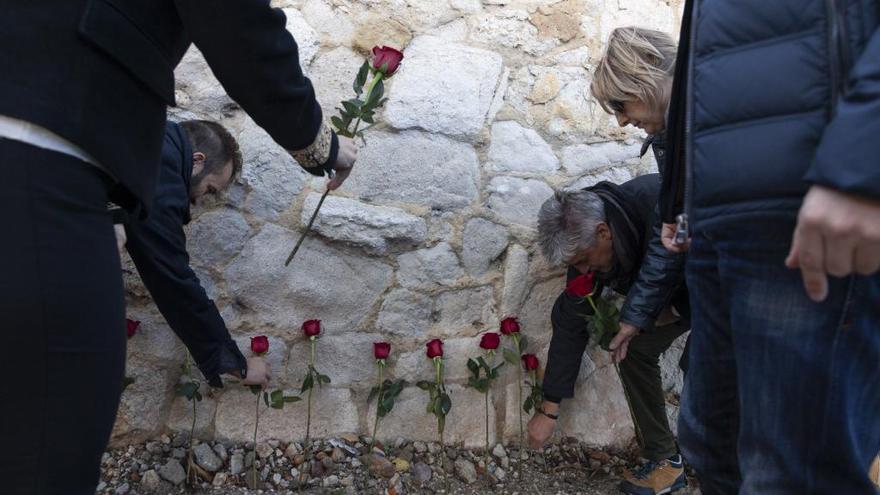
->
[591, 26, 677, 115]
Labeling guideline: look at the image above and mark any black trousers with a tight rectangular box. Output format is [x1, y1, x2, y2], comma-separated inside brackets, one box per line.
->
[0, 139, 125, 495]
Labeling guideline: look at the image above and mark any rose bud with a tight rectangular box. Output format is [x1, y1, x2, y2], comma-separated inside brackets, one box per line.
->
[499, 317, 520, 335]
[372, 46, 404, 76]
[250, 335, 269, 355]
[302, 319, 322, 338]
[479, 332, 501, 350]
[374, 342, 391, 360]
[125, 318, 140, 339]
[566, 272, 596, 298]
[521, 353, 540, 371]
[426, 338, 444, 359]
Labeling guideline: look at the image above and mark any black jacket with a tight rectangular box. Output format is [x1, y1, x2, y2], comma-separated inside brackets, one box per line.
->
[0, 0, 334, 216]
[543, 172, 689, 401]
[662, 0, 880, 223]
[125, 122, 245, 387]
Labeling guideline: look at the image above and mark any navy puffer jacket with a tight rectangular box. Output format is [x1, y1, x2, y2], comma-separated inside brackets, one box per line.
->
[662, 0, 880, 222]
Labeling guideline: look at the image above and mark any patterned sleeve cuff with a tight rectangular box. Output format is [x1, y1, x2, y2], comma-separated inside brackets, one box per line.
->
[290, 121, 337, 176]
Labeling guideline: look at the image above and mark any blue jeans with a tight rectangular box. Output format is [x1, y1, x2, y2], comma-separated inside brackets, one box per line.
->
[679, 211, 880, 494]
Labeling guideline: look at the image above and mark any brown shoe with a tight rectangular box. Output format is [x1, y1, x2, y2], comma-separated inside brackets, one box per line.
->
[618, 456, 687, 495]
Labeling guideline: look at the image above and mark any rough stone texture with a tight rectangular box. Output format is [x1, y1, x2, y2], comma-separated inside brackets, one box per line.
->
[285, 333, 387, 388]
[485, 177, 554, 228]
[225, 224, 393, 332]
[118, 0, 686, 451]
[187, 208, 251, 267]
[488, 121, 560, 174]
[366, 386, 495, 448]
[462, 218, 508, 276]
[193, 442, 224, 472]
[385, 36, 504, 137]
[500, 245, 530, 316]
[397, 243, 464, 290]
[166, 395, 218, 440]
[302, 193, 427, 254]
[434, 287, 497, 337]
[561, 141, 643, 175]
[214, 388, 359, 443]
[376, 289, 433, 337]
[343, 131, 479, 210]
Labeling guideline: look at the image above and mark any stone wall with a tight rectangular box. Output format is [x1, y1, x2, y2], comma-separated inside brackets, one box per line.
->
[113, 0, 687, 450]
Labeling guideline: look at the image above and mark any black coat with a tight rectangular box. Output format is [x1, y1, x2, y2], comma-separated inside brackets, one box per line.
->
[124, 122, 245, 387]
[542, 171, 689, 401]
[662, 0, 880, 223]
[0, 0, 329, 216]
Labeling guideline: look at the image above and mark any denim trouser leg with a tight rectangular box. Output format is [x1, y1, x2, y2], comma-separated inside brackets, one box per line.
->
[679, 211, 880, 495]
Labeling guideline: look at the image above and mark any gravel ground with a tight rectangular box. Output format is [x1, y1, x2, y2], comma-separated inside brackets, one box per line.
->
[98, 433, 700, 495]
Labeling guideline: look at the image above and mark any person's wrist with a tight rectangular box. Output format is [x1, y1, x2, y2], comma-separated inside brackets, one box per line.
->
[538, 401, 560, 420]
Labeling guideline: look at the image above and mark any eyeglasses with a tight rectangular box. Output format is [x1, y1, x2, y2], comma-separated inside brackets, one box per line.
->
[609, 100, 626, 113]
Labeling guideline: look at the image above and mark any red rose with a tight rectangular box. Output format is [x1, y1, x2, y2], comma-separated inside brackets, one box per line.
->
[566, 272, 596, 298]
[302, 319, 321, 338]
[250, 335, 269, 355]
[499, 317, 520, 335]
[479, 332, 500, 350]
[426, 338, 444, 359]
[372, 46, 404, 76]
[125, 318, 140, 339]
[374, 342, 391, 360]
[521, 353, 539, 371]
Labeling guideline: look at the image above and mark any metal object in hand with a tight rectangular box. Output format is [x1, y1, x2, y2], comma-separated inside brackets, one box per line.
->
[674, 214, 689, 245]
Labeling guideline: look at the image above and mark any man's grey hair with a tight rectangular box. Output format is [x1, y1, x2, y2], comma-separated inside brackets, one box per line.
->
[537, 189, 606, 265]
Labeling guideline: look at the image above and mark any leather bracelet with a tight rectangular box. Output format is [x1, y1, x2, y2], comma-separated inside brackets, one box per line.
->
[537, 407, 559, 420]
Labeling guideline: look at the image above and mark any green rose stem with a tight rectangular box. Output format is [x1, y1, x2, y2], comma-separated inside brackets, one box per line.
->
[512, 333, 524, 481]
[433, 356, 449, 494]
[585, 294, 644, 448]
[484, 351, 495, 489]
[369, 360, 385, 453]
[251, 390, 260, 489]
[298, 336, 317, 490]
[284, 72, 384, 268]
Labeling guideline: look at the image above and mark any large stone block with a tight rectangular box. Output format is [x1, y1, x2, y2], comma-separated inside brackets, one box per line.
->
[384, 36, 504, 137]
[376, 289, 433, 338]
[300, 0, 355, 47]
[366, 386, 496, 449]
[225, 224, 393, 332]
[485, 177, 554, 228]
[462, 218, 509, 276]
[500, 244, 530, 316]
[583, 0, 683, 44]
[173, 47, 231, 115]
[235, 119, 306, 221]
[166, 395, 218, 440]
[187, 208, 252, 267]
[214, 387, 359, 443]
[301, 193, 427, 254]
[342, 131, 480, 210]
[434, 287, 497, 338]
[397, 243, 464, 290]
[282, 8, 320, 69]
[468, 10, 558, 56]
[487, 121, 560, 174]
[112, 359, 179, 446]
[286, 333, 387, 388]
[566, 167, 635, 190]
[558, 363, 634, 447]
[308, 46, 365, 122]
[395, 337, 485, 383]
[561, 141, 643, 175]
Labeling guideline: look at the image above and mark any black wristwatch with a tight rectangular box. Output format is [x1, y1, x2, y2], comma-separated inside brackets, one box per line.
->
[537, 407, 559, 420]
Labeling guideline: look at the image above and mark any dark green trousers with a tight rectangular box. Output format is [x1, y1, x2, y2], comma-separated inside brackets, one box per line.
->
[618, 321, 689, 461]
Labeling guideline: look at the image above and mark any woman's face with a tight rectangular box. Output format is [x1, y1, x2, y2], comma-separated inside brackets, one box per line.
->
[612, 99, 665, 134]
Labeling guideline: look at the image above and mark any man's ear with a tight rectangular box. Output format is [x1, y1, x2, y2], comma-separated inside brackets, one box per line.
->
[192, 152, 206, 176]
[597, 222, 612, 241]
